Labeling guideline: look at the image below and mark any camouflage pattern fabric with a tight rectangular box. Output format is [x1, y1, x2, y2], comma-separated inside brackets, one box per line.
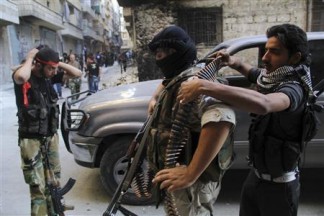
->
[68, 77, 81, 101]
[19, 133, 61, 216]
[170, 181, 221, 216]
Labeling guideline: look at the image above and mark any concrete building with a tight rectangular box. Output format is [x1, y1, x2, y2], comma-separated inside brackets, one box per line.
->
[117, 0, 324, 81]
[0, 0, 122, 84]
[120, 7, 133, 51]
[60, 0, 83, 57]
[0, 0, 19, 83]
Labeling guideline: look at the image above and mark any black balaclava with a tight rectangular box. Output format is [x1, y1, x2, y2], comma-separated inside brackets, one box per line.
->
[148, 25, 197, 79]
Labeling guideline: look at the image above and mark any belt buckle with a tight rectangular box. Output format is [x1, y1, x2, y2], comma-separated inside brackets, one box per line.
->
[273, 171, 296, 183]
[260, 173, 271, 181]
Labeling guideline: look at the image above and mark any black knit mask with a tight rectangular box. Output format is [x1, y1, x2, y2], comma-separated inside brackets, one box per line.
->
[149, 26, 197, 79]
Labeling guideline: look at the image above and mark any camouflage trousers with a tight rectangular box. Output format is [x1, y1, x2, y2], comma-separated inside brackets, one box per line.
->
[166, 180, 221, 216]
[69, 78, 81, 101]
[19, 133, 61, 216]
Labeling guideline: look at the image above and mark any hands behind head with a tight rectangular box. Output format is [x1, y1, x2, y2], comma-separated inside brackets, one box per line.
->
[36, 45, 45, 50]
[27, 48, 40, 61]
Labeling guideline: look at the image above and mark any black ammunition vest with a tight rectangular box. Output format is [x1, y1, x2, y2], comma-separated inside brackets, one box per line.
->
[248, 107, 304, 177]
[15, 75, 59, 138]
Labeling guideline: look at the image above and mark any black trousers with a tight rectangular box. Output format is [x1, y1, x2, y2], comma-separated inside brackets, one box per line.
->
[239, 169, 300, 216]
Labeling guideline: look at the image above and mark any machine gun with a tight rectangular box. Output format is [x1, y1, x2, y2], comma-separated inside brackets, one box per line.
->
[41, 138, 76, 216]
[103, 116, 154, 216]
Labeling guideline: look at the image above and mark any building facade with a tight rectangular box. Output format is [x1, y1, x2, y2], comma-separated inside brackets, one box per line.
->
[0, 0, 122, 84]
[0, 0, 20, 83]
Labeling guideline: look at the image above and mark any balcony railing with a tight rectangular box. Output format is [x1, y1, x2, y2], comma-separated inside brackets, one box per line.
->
[61, 22, 83, 40]
[81, 2, 97, 19]
[16, 0, 63, 30]
[82, 24, 103, 42]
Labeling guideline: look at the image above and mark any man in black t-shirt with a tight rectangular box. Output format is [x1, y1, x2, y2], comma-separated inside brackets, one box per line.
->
[51, 67, 64, 98]
[177, 24, 312, 216]
[85, 54, 101, 93]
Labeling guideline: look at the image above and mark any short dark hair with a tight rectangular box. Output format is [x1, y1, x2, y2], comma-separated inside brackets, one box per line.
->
[87, 53, 94, 60]
[266, 24, 310, 65]
[35, 47, 59, 66]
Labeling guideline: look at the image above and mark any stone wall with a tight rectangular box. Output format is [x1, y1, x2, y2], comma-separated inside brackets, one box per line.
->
[222, 0, 307, 39]
[132, 0, 308, 81]
[133, 3, 176, 81]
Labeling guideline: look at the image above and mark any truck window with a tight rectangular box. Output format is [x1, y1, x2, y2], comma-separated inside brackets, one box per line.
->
[309, 40, 324, 86]
[218, 47, 262, 77]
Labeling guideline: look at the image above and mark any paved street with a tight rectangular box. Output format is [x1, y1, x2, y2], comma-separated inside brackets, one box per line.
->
[1, 61, 324, 216]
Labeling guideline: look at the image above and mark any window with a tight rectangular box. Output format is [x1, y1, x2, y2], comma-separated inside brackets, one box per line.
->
[309, 40, 324, 86]
[68, 4, 75, 15]
[177, 8, 223, 47]
[311, 0, 324, 31]
[218, 46, 264, 77]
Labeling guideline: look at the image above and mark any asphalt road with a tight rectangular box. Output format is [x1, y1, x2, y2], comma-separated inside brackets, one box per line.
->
[1, 62, 323, 215]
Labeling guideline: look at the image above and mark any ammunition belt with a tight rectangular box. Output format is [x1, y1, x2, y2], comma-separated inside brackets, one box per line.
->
[131, 59, 221, 215]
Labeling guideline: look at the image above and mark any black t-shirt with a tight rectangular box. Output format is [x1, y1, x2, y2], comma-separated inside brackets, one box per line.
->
[13, 73, 58, 137]
[87, 62, 99, 77]
[51, 69, 64, 84]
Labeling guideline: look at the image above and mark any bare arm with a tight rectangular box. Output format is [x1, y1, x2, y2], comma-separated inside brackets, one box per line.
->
[13, 48, 39, 84]
[152, 121, 232, 192]
[213, 50, 253, 77]
[147, 83, 165, 115]
[178, 79, 290, 114]
[59, 62, 82, 78]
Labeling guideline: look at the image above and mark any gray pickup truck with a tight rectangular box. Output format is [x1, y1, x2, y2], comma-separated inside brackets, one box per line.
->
[61, 32, 324, 205]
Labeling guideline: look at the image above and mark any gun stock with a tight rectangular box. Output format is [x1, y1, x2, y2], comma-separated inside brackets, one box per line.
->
[50, 178, 76, 215]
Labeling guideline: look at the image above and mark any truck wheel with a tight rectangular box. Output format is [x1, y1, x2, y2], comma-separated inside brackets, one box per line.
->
[100, 135, 155, 205]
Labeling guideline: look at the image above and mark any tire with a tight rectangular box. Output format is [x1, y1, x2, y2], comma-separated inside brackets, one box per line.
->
[99, 135, 155, 205]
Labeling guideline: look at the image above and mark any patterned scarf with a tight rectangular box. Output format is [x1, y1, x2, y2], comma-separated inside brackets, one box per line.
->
[257, 65, 313, 98]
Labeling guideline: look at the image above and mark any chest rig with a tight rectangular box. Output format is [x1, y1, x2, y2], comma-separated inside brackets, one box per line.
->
[17, 75, 59, 138]
[248, 110, 303, 177]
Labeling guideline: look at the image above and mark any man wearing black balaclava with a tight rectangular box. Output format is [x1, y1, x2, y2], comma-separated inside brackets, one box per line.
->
[142, 26, 236, 216]
[148, 25, 197, 79]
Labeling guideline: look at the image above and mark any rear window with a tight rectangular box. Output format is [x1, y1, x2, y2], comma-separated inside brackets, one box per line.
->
[218, 47, 262, 77]
[309, 40, 324, 86]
